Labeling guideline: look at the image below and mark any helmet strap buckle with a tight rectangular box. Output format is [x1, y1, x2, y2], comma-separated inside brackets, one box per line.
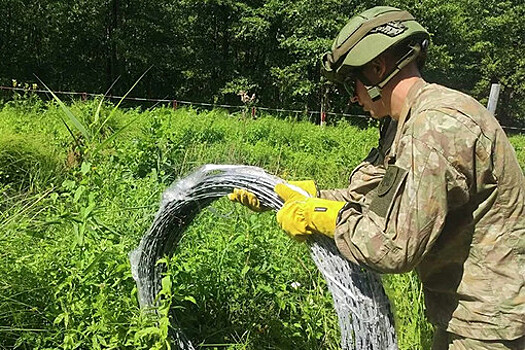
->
[364, 41, 422, 101]
[367, 86, 382, 101]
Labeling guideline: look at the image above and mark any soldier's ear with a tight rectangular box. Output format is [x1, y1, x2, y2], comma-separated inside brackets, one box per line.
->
[370, 56, 387, 81]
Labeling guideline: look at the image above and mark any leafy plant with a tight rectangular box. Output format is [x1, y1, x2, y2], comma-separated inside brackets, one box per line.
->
[36, 70, 150, 162]
[1, 98, 523, 349]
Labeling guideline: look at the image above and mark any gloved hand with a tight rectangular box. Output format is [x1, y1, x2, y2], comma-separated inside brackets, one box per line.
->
[286, 180, 318, 197]
[227, 188, 270, 212]
[228, 180, 318, 212]
[274, 183, 345, 241]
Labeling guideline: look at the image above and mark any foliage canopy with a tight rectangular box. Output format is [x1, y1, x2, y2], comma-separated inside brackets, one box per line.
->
[0, 0, 523, 120]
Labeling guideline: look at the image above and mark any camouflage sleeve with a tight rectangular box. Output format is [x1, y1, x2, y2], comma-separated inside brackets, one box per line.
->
[320, 118, 396, 205]
[333, 134, 469, 273]
[319, 158, 385, 205]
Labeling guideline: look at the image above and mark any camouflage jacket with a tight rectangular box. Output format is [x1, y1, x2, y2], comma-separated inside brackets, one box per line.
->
[322, 81, 525, 340]
[320, 117, 396, 204]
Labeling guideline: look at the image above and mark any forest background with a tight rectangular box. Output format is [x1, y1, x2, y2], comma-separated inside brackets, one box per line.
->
[1, 0, 525, 349]
[1, 0, 524, 124]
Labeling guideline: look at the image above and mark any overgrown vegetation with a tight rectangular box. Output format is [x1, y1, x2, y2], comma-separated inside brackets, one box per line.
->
[1, 98, 524, 349]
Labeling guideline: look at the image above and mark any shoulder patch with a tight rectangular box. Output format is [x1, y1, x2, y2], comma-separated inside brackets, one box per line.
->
[377, 165, 399, 196]
[370, 165, 408, 217]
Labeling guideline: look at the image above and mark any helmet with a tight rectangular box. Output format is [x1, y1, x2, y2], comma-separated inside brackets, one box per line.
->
[321, 6, 429, 100]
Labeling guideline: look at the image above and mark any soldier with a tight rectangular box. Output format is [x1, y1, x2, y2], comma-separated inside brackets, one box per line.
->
[229, 6, 525, 349]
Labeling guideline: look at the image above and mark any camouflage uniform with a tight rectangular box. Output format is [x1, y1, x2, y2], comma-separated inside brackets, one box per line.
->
[432, 328, 525, 350]
[320, 117, 396, 205]
[322, 80, 525, 341]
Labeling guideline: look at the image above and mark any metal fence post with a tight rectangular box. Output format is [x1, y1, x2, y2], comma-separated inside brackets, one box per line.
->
[487, 83, 501, 115]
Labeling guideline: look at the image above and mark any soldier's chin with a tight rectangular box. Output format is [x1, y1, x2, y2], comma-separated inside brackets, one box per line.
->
[367, 111, 379, 120]
[367, 110, 388, 120]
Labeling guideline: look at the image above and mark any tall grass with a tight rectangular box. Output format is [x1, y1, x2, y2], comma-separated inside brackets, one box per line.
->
[1, 97, 523, 349]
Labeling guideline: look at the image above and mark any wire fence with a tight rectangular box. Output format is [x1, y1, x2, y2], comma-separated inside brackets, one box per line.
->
[1, 85, 524, 133]
[0, 85, 370, 123]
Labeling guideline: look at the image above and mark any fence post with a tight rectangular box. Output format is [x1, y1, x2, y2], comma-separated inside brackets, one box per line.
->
[487, 83, 501, 115]
[172, 100, 178, 110]
[320, 84, 329, 126]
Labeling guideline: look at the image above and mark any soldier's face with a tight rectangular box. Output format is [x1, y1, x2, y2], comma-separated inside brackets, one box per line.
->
[355, 80, 389, 119]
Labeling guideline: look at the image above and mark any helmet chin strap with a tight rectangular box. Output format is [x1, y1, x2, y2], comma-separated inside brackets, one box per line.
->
[365, 43, 422, 101]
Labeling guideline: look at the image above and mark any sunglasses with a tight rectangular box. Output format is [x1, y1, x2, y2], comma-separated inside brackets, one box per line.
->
[320, 53, 358, 98]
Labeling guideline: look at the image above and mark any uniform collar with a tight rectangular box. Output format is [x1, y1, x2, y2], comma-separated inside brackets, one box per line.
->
[387, 78, 427, 164]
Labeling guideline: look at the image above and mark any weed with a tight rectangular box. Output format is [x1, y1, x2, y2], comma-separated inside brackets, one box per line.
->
[1, 98, 523, 349]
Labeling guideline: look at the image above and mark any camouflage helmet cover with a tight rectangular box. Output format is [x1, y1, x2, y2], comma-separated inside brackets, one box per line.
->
[322, 6, 429, 85]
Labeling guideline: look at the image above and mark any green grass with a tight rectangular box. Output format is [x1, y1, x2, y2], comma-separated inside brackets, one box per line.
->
[510, 133, 525, 172]
[1, 97, 523, 349]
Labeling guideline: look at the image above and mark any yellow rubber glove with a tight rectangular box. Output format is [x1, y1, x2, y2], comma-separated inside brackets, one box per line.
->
[274, 183, 346, 241]
[228, 180, 317, 212]
[287, 180, 318, 197]
[228, 188, 270, 212]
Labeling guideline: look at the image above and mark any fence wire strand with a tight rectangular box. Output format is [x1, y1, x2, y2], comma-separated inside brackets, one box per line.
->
[2, 85, 523, 132]
[0, 85, 370, 122]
